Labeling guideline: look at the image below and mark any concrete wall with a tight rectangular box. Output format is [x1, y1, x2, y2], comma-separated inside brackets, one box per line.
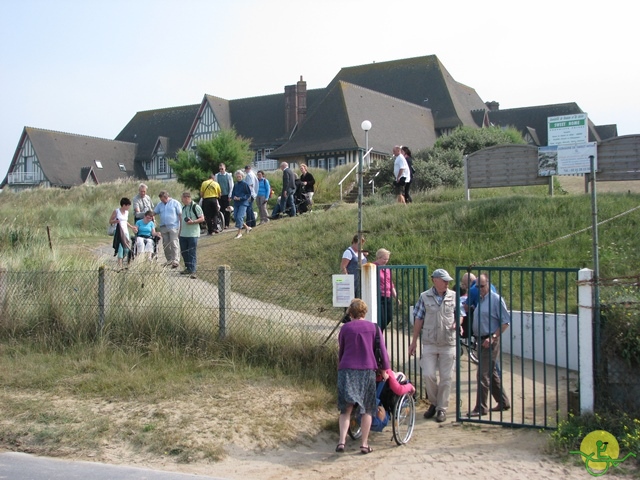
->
[504, 311, 579, 371]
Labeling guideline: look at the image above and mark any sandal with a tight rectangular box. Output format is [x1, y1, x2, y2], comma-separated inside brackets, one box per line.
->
[335, 443, 345, 453]
[360, 445, 373, 454]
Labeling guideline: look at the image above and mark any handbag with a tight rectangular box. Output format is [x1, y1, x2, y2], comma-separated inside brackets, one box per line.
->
[374, 326, 384, 371]
[107, 209, 117, 236]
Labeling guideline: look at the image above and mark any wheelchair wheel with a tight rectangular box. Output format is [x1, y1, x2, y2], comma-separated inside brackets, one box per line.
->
[347, 409, 362, 440]
[214, 210, 225, 233]
[467, 336, 479, 365]
[392, 393, 415, 445]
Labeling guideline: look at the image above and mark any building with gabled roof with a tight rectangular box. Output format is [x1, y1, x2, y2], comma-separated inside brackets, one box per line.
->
[114, 103, 200, 180]
[2, 127, 137, 189]
[270, 81, 437, 168]
[2, 54, 623, 188]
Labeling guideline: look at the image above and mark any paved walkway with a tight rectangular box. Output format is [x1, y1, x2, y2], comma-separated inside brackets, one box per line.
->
[0, 451, 227, 480]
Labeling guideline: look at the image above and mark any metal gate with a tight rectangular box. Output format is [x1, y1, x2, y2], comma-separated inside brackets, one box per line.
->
[375, 265, 428, 397]
[455, 266, 581, 429]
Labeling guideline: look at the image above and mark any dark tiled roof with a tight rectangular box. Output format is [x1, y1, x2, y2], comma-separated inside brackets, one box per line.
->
[486, 103, 602, 146]
[115, 103, 200, 162]
[327, 55, 486, 129]
[271, 81, 436, 158]
[595, 124, 618, 140]
[229, 88, 326, 148]
[204, 95, 231, 130]
[16, 127, 136, 187]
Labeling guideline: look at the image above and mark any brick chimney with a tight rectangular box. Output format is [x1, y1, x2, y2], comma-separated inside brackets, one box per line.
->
[285, 76, 307, 135]
[485, 101, 500, 112]
[296, 76, 306, 125]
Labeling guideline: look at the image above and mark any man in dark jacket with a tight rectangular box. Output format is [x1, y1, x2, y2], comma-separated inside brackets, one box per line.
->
[279, 162, 297, 217]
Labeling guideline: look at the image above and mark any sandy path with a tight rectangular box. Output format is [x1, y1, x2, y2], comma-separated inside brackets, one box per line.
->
[134, 420, 620, 480]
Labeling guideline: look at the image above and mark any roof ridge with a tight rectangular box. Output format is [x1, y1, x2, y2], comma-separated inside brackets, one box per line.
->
[338, 81, 431, 111]
[339, 54, 440, 71]
[133, 103, 201, 115]
[230, 87, 326, 102]
[492, 102, 580, 112]
[25, 126, 136, 145]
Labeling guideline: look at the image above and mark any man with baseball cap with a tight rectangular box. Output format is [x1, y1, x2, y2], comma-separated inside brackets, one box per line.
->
[409, 268, 457, 423]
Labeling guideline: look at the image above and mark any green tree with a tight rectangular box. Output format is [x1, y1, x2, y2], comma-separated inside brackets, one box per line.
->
[169, 129, 253, 191]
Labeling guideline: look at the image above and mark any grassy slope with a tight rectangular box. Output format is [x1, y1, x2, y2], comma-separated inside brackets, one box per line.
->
[1, 178, 639, 279]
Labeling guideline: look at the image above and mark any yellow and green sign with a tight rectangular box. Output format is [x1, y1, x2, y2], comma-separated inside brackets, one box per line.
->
[570, 430, 636, 476]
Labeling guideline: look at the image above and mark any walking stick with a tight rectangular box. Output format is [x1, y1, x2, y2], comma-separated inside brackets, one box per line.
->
[322, 312, 349, 346]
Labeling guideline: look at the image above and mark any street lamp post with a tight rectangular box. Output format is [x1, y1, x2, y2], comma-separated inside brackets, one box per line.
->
[357, 120, 371, 297]
[361, 120, 372, 169]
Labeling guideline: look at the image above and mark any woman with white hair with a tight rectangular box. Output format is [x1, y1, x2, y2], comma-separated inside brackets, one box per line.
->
[231, 170, 252, 239]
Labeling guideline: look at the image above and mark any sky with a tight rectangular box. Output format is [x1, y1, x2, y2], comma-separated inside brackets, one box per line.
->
[1, 0, 638, 179]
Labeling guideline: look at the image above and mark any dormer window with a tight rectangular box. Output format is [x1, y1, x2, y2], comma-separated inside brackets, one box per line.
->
[95, 160, 103, 169]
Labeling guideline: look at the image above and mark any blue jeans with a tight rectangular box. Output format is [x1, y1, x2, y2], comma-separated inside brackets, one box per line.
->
[179, 236, 198, 273]
[234, 201, 248, 229]
[280, 188, 296, 217]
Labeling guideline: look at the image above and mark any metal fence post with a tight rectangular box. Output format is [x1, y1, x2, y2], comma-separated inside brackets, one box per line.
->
[578, 268, 595, 413]
[218, 265, 231, 340]
[98, 265, 105, 335]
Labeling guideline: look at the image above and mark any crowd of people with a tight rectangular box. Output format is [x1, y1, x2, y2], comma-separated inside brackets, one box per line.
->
[337, 231, 512, 453]
[108, 161, 317, 271]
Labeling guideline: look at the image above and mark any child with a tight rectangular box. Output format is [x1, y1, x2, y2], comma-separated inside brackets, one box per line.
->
[371, 369, 415, 431]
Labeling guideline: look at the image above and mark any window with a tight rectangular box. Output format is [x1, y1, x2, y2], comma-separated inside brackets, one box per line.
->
[118, 163, 126, 172]
[338, 156, 346, 166]
[158, 156, 167, 174]
[328, 157, 336, 170]
[308, 159, 316, 168]
[95, 160, 103, 169]
[318, 158, 326, 170]
[144, 161, 152, 173]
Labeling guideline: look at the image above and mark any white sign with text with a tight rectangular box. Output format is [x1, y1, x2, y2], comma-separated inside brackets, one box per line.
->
[548, 113, 588, 146]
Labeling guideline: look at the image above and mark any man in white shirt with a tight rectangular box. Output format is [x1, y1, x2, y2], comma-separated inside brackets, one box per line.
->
[392, 145, 411, 204]
[244, 165, 259, 227]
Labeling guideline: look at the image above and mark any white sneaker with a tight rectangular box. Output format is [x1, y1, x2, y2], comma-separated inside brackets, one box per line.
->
[234, 233, 243, 239]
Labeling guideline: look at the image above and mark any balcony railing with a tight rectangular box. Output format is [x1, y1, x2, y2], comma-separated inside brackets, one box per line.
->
[7, 171, 43, 184]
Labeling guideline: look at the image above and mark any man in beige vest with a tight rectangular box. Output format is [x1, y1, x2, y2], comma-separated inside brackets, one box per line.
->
[409, 268, 457, 423]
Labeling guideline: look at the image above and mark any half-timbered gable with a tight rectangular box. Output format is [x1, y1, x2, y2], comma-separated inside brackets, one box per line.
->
[184, 95, 231, 151]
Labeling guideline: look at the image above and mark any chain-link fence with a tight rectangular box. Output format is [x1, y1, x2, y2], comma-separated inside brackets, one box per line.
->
[0, 264, 343, 350]
[597, 275, 640, 416]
